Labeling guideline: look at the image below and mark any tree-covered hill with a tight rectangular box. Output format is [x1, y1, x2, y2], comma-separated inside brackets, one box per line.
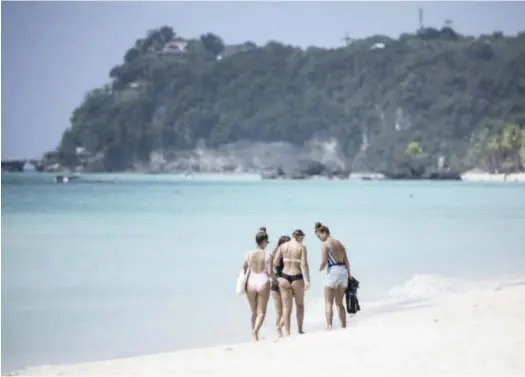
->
[48, 26, 525, 174]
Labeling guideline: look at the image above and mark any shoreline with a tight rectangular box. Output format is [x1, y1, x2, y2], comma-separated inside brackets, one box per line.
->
[4, 171, 525, 184]
[461, 172, 525, 183]
[12, 283, 525, 376]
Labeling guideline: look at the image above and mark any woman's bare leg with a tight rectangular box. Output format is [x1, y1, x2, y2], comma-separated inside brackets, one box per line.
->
[278, 278, 293, 336]
[246, 289, 258, 332]
[336, 285, 347, 329]
[324, 287, 335, 330]
[291, 279, 305, 334]
[253, 282, 271, 341]
[271, 290, 283, 338]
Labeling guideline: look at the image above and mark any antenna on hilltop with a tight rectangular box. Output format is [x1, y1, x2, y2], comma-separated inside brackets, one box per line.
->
[418, 8, 424, 30]
[343, 32, 353, 47]
[444, 19, 453, 27]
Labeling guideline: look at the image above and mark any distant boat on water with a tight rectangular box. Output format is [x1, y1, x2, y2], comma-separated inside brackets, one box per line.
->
[55, 174, 80, 184]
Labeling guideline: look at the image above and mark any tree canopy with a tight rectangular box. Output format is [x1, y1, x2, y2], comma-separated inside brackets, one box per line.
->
[49, 26, 525, 173]
[406, 141, 424, 156]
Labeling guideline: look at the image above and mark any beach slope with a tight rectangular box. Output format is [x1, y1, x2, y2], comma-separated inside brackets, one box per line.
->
[15, 284, 525, 376]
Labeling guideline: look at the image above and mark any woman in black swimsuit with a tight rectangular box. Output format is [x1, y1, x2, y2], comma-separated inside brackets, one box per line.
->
[273, 229, 311, 336]
[270, 235, 291, 338]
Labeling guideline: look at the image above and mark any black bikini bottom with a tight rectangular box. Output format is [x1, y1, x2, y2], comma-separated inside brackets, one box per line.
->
[280, 273, 304, 283]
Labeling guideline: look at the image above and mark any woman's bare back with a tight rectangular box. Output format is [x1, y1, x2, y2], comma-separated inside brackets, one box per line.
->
[247, 249, 270, 273]
[280, 241, 304, 275]
[325, 239, 347, 263]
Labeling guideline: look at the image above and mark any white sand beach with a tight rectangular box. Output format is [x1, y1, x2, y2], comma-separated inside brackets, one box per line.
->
[13, 283, 525, 376]
[461, 171, 525, 183]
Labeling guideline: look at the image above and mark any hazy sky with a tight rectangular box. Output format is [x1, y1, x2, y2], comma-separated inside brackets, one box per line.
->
[2, 1, 525, 159]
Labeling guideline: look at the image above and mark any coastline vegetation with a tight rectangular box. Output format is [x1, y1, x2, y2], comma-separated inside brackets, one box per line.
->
[45, 26, 525, 174]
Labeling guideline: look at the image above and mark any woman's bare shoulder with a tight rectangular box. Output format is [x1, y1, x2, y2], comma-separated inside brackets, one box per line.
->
[280, 241, 291, 252]
[334, 238, 344, 247]
[301, 244, 308, 256]
[335, 239, 348, 254]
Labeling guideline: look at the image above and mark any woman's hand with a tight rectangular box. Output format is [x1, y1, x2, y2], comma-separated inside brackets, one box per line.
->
[305, 281, 310, 290]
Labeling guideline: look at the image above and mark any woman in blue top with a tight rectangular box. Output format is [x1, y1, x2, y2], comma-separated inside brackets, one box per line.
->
[315, 221, 351, 330]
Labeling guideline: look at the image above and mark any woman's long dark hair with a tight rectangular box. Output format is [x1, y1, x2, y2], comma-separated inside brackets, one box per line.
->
[273, 235, 291, 256]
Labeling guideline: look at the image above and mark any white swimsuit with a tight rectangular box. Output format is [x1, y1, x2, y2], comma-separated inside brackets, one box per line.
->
[246, 250, 272, 292]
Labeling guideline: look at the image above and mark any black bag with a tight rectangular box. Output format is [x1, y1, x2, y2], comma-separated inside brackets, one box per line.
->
[345, 277, 361, 314]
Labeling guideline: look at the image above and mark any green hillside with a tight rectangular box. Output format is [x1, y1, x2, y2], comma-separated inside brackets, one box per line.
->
[48, 26, 525, 174]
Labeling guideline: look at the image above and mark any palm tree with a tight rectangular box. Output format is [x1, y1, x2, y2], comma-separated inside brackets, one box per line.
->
[501, 123, 523, 171]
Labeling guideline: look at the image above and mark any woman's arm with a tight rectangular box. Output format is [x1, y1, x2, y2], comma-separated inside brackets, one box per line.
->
[342, 244, 351, 277]
[301, 246, 311, 289]
[243, 251, 250, 273]
[273, 245, 283, 267]
[319, 243, 328, 271]
[267, 252, 276, 282]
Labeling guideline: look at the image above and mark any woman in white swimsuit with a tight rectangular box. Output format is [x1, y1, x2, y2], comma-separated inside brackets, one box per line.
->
[242, 227, 273, 341]
[315, 222, 351, 330]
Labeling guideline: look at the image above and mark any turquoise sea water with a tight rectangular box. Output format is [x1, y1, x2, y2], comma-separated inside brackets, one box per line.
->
[2, 173, 525, 372]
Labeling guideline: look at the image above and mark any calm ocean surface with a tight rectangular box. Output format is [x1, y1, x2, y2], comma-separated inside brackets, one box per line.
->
[2, 173, 525, 371]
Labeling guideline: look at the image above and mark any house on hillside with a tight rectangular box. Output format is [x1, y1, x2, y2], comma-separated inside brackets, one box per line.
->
[370, 42, 386, 50]
[161, 38, 189, 55]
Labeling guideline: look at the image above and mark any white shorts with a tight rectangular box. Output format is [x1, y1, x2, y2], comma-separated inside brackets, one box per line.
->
[325, 265, 348, 289]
